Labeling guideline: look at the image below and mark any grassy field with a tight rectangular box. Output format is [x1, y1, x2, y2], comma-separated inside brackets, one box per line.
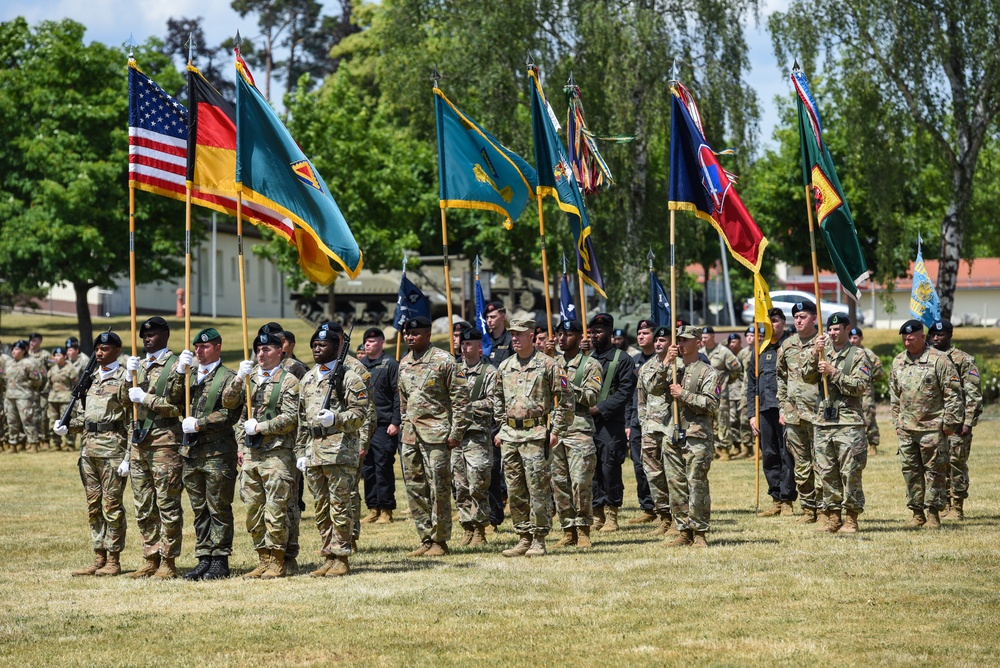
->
[1, 416, 998, 667]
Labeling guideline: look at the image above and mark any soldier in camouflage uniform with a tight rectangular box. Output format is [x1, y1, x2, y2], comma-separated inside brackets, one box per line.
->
[4, 340, 46, 453]
[47, 347, 79, 451]
[636, 327, 678, 537]
[661, 326, 720, 548]
[0, 348, 7, 451]
[777, 300, 822, 522]
[124, 316, 186, 579]
[848, 328, 883, 456]
[66, 337, 91, 371]
[734, 327, 756, 459]
[550, 320, 601, 550]
[177, 328, 243, 581]
[224, 329, 301, 578]
[398, 316, 471, 556]
[930, 320, 983, 520]
[889, 320, 964, 529]
[297, 324, 369, 578]
[802, 315, 870, 533]
[493, 317, 572, 558]
[56, 331, 130, 577]
[701, 327, 741, 461]
[28, 333, 52, 437]
[453, 328, 496, 547]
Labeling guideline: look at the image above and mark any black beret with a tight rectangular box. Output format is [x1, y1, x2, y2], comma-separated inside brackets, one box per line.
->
[53, 346, 66, 355]
[827, 313, 851, 327]
[931, 320, 953, 334]
[636, 319, 655, 332]
[254, 331, 284, 350]
[558, 319, 583, 333]
[94, 331, 122, 348]
[357, 343, 365, 351]
[139, 316, 169, 335]
[849, 327, 862, 337]
[702, 326, 715, 334]
[589, 313, 614, 328]
[728, 333, 741, 342]
[460, 328, 483, 341]
[363, 327, 385, 341]
[613, 328, 625, 337]
[403, 316, 432, 331]
[311, 326, 342, 345]
[12, 339, 29, 351]
[29, 332, 43, 341]
[259, 322, 283, 335]
[484, 301, 505, 314]
[767, 307, 786, 321]
[316, 321, 343, 334]
[534, 325, 548, 336]
[65, 337, 80, 349]
[452, 321, 472, 334]
[899, 319, 924, 335]
[653, 326, 670, 339]
[745, 326, 754, 335]
[791, 300, 816, 315]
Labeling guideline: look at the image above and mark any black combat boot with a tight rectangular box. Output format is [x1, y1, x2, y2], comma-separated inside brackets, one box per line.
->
[202, 556, 230, 580]
[183, 556, 212, 581]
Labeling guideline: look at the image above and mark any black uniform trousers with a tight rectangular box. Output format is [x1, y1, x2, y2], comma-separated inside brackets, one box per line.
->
[362, 423, 398, 510]
[592, 419, 627, 508]
[758, 407, 796, 502]
[629, 426, 654, 511]
[487, 427, 506, 526]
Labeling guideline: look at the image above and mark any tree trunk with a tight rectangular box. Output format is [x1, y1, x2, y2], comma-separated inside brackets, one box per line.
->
[937, 163, 974, 320]
[74, 282, 94, 355]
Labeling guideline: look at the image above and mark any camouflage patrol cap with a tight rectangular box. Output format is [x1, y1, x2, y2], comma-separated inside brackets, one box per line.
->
[791, 300, 816, 315]
[589, 313, 614, 328]
[826, 313, 850, 328]
[460, 327, 483, 341]
[254, 331, 284, 351]
[508, 317, 535, 333]
[676, 325, 702, 340]
[899, 319, 923, 335]
[403, 316, 432, 331]
[93, 331, 122, 348]
[193, 328, 221, 345]
[12, 339, 29, 351]
[139, 316, 169, 335]
[636, 318, 655, 332]
[931, 319, 953, 334]
[558, 319, 583, 333]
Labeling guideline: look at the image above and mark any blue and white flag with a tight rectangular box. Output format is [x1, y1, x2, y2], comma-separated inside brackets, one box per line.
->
[559, 273, 577, 322]
[393, 274, 431, 330]
[910, 248, 940, 327]
[475, 278, 493, 358]
[650, 271, 671, 327]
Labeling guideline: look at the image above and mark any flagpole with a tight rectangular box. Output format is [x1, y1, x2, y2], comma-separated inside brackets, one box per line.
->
[183, 40, 195, 420]
[804, 184, 831, 401]
[577, 270, 589, 337]
[440, 208, 456, 355]
[236, 192, 251, 420]
[128, 185, 139, 426]
[754, 323, 761, 511]
[670, 210, 679, 430]
[396, 255, 407, 362]
[536, 195, 555, 342]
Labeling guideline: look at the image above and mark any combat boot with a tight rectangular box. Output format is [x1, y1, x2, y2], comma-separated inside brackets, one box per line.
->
[868, 444, 878, 457]
[743, 444, 756, 459]
[202, 556, 230, 580]
[501, 533, 532, 558]
[360, 508, 380, 524]
[600, 506, 619, 533]
[261, 549, 286, 579]
[757, 501, 782, 517]
[407, 540, 433, 557]
[459, 528, 474, 546]
[952, 498, 965, 520]
[717, 447, 730, 461]
[310, 557, 337, 577]
[692, 532, 709, 548]
[94, 551, 121, 577]
[525, 536, 546, 557]
[128, 553, 161, 579]
[152, 557, 177, 579]
[839, 510, 860, 534]
[797, 507, 819, 524]
[576, 526, 592, 549]
[325, 555, 350, 577]
[628, 510, 657, 525]
[285, 557, 298, 576]
[183, 556, 212, 581]
[592, 505, 606, 531]
[906, 509, 927, 529]
[779, 501, 795, 516]
[817, 509, 842, 533]
[647, 513, 671, 536]
[374, 509, 393, 524]
[666, 519, 681, 536]
[552, 528, 577, 549]
[243, 549, 271, 579]
[469, 525, 488, 547]
[924, 509, 941, 530]
[424, 541, 449, 556]
[665, 529, 693, 547]
[72, 549, 107, 576]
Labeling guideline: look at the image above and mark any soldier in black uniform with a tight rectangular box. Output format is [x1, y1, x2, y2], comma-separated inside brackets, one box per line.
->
[484, 302, 513, 367]
[359, 327, 401, 524]
[624, 319, 657, 524]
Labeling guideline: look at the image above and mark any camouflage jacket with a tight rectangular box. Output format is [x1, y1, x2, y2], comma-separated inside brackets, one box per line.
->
[889, 346, 964, 432]
[346, 355, 376, 444]
[493, 350, 573, 443]
[942, 346, 983, 429]
[856, 346, 883, 398]
[68, 351, 91, 373]
[558, 352, 602, 435]
[133, 350, 185, 447]
[399, 346, 471, 445]
[5, 357, 46, 399]
[69, 366, 130, 458]
[777, 331, 820, 425]
[47, 362, 80, 403]
[637, 355, 675, 436]
[296, 364, 368, 467]
[802, 342, 868, 427]
[185, 363, 242, 458]
[462, 358, 498, 436]
[282, 356, 310, 380]
[704, 343, 741, 394]
[29, 348, 52, 368]
[223, 367, 300, 458]
[665, 358, 720, 440]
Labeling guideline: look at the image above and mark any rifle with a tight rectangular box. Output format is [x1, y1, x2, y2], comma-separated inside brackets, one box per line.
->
[59, 328, 108, 429]
[321, 322, 355, 414]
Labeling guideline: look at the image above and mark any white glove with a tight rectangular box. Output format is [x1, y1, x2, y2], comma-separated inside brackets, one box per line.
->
[53, 421, 69, 437]
[182, 417, 199, 434]
[244, 418, 260, 435]
[128, 387, 147, 404]
[177, 349, 194, 374]
[117, 460, 130, 477]
[296, 456, 308, 472]
[237, 360, 254, 379]
[125, 355, 140, 381]
[316, 409, 337, 428]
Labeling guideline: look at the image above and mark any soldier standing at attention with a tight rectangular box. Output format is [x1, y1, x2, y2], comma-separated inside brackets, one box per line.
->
[297, 324, 369, 577]
[636, 326, 679, 537]
[550, 319, 601, 549]
[178, 328, 243, 581]
[701, 327, 741, 461]
[56, 331, 130, 577]
[66, 337, 91, 371]
[398, 316, 471, 556]
[124, 316, 186, 579]
[224, 329, 301, 578]
[661, 326, 720, 548]
[484, 302, 514, 366]
[889, 320, 963, 529]
[359, 327, 401, 525]
[929, 320, 982, 520]
[803, 315, 870, 533]
[47, 347, 79, 452]
[493, 318, 572, 557]
[777, 301, 822, 523]
[624, 319, 657, 525]
[5, 340, 46, 453]
[848, 327, 883, 456]
[453, 327, 497, 547]
[727, 332, 749, 459]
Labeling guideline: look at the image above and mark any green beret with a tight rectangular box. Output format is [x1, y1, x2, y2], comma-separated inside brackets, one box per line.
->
[193, 328, 222, 345]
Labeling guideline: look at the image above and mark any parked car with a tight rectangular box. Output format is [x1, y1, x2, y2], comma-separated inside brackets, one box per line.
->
[740, 289, 863, 325]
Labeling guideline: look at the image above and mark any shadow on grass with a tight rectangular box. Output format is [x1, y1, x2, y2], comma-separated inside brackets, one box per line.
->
[708, 537, 781, 546]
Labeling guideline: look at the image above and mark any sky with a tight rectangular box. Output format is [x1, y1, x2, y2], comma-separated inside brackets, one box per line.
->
[1, 0, 791, 151]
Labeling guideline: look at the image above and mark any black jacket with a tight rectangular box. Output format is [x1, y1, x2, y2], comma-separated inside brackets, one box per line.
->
[360, 353, 401, 426]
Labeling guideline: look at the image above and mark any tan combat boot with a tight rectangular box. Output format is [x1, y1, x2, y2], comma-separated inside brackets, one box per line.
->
[647, 513, 671, 536]
[261, 549, 286, 579]
[525, 536, 546, 557]
[600, 506, 619, 533]
[924, 509, 941, 530]
[552, 528, 577, 549]
[817, 509, 842, 533]
[757, 501, 782, 517]
[30, 442, 40, 453]
[692, 532, 709, 548]
[71, 549, 107, 577]
[592, 506, 606, 531]
[424, 541, 449, 557]
[628, 510, 657, 525]
[407, 540, 433, 557]
[152, 557, 177, 579]
[952, 498, 965, 520]
[310, 557, 337, 577]
[468, 525, 488, 547]
[325, 555, 350, 577]
[797, 507, 819, 524]
[243, 549, 271, 579]
[360, 508, 380, 524]
[459, 528, 474, 546]
[128, 554, 161, 579]
[940, 501, 954, 519]
[868, 444, 878, 457]
[906, 509, 927, 529]
[94, 551, 121, 577]
[577, 526, 592, 549]
[374, 509, 393, 524]
[665, 529, 694, 547]
[839, 510, 860, 534]
[501, 533, 532, 558]
[716, 447, 730, 461]
[779, 501, 795, 516]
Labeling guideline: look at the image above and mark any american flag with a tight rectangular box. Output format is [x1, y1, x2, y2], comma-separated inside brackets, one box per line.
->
[127, 60, 293, 238]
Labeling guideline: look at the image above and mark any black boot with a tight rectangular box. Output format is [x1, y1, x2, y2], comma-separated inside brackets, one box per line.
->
[202, 556, 230, 580]
[183, 556, 212, 581]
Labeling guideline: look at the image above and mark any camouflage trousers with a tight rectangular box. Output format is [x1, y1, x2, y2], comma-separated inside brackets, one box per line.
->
[451, 431, 493, 528]
[735, 392, 753, 450]
[79, 455, 127, 553]
[550, 431, 596, 529]
[713, 395, 732, 452]
[501, 438, 552, 537]
[402, 438, 453, 544]
[862, 392, 880, 447]
[306, 463, 355, 557]
[946, 431, 973, 500]
[814, 424, 867, 513]
[4, 397, 42, 446]
[784, 420, 819, 510]
[48, 401, 69, 447]
[640, 431, 671, 513]
[130, 445, 184, 558]
[284, 470, 302, 559]
[182, 453, 237, 557]
[240, 450, 295, 550]
[663, 437, 712, 532]
[897, 429, 949, 512]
